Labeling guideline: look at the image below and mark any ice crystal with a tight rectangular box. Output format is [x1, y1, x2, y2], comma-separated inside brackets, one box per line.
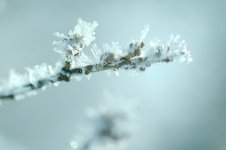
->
[90, 44, 102, 63]
[139, 25, 149, 42]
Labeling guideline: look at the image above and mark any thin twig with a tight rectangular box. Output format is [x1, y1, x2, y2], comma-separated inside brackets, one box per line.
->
[0, 48, 171, 100]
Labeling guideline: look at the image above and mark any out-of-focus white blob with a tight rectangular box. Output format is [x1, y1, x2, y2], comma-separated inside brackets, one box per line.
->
[71, 90, 138, 150]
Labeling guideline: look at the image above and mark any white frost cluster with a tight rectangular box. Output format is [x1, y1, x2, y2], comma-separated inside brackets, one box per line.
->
[167, 34, 193, 63]
[1, 70, 28, 91]
[72, 18, 98, 46]
[25, 64, 54, 85]
[53, 18, 98, 58]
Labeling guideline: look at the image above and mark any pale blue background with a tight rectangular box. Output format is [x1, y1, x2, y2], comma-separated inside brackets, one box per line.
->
[0, 0, 226, 150]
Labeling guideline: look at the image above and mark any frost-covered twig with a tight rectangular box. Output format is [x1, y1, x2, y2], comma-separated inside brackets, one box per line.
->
[0, 18, 192, 101]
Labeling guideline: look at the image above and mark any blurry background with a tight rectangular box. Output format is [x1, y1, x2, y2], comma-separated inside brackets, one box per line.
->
[0, 0, 226, 150]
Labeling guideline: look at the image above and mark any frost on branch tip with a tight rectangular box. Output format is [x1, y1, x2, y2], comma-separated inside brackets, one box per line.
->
[0, 18, 192, 101]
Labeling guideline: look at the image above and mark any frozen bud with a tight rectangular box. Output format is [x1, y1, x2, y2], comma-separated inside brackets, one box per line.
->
[134, 48, 141, 56]
[129, 43, 133, 48]
[140, 42, 145, 48]
[128, 42, 143, 57]
[100, 52, 116, 64]
[139, 67, 145, 71]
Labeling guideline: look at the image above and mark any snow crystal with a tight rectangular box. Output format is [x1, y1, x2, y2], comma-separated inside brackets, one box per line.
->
[139, 25, 149, 42]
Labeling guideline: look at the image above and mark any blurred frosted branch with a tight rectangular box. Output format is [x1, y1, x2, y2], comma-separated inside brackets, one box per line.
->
[71, 109, 129, 150]
[0, 18, 192, 101]
[70, 91, 136, 150]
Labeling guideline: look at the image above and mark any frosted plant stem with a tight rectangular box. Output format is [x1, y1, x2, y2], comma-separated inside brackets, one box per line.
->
[0, 44, 171, 100]
[0, 18, 192, 102]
